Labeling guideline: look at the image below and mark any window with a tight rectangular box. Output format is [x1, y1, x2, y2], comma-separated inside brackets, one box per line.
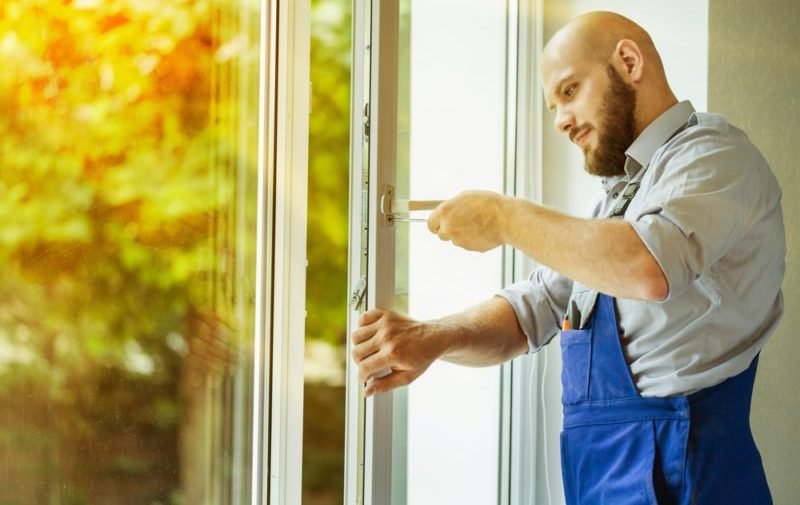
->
[0, 1, 261, 503]
[0, 1, 708, 504]
[303, 0, 352, 503]
[345, 0, 518, 503]
[0, 1, 313, 504]
[400, 0, 508, 501]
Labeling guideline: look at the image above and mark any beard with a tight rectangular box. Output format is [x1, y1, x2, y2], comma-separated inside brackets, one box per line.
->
[582, 65, 637, 177]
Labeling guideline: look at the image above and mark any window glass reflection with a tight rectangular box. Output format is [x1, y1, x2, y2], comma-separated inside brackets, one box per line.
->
[303, 0, 351, 503]
[0, 1, 260, 503]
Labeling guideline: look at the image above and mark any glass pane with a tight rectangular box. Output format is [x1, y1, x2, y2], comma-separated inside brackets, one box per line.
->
[303, 0, 351, 503]
[393, 0, 508, 502]
[0, 1, 261, 504]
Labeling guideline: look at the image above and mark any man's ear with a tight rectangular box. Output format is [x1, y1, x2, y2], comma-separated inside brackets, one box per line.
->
[613, 39, 644, 84]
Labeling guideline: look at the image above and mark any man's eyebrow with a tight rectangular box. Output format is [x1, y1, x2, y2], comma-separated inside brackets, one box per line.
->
[554, 75, 574, 94]
[546, 75, 574, 112]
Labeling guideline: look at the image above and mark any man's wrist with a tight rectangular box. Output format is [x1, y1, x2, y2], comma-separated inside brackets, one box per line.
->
[496, 195, 518, 246]
[424, 318, 462, 360]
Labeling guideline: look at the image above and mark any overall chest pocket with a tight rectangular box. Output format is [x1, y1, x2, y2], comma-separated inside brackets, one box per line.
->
[560, 328, 592, 405]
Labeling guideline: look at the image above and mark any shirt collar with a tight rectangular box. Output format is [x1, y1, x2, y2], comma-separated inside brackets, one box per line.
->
[623, 100, 696, 178]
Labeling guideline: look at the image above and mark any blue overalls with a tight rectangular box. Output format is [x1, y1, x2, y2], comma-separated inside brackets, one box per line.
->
[559, 293, 772, 504]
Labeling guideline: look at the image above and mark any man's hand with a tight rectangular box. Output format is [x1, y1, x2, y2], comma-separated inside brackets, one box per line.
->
[427, 190, 511, 252]
[351, 309, 449, 397]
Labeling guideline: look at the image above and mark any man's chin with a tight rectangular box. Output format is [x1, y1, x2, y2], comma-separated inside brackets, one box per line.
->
[582, 160, 599, 176]
[584, 156, 625, 177]
[583, 152, 603, 177]
[583, 164, 604, 177]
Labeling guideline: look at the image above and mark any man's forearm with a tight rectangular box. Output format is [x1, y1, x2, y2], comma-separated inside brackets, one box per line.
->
[433, 296, 529, 366]
[350, 297, 528, 396]
[501, 198, 668, 301]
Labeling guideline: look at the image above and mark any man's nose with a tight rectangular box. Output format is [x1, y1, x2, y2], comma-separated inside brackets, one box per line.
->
[554, 108, 575, 133]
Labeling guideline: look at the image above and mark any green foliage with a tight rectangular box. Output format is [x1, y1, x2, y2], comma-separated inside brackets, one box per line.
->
[306, 0, 352, 351]
[302, 1, 351, 503]
[0, 0, 352, 501]
[0, 0, 259, 502]
[0, 0, 245, 387]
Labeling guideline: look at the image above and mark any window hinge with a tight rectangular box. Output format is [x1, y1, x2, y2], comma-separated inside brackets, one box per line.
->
[350, 276, 367, 310]
[362, 102, 370, 142]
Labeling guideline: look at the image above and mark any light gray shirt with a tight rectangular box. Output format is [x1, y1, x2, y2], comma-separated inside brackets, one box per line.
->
[499, 101, 786, 397]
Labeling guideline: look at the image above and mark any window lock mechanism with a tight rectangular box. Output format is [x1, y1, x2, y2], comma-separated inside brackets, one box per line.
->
[379, 185, 443, 225]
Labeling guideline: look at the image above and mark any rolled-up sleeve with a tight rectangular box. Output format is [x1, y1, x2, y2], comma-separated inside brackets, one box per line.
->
[630, 128, 769, 301]
[497, 266, 572, 352]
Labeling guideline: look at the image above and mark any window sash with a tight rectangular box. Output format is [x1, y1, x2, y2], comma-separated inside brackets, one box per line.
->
[344, 1, 547, 503]
[255, 0, 309, 503]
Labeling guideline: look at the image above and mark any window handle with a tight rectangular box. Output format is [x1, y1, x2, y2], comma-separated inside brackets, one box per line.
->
[380, 185, 443, 224]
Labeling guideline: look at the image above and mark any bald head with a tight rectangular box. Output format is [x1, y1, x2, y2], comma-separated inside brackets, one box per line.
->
[548, 12, 661, 69]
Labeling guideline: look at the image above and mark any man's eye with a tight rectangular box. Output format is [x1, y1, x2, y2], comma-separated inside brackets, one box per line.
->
[564, 84, 577, 97]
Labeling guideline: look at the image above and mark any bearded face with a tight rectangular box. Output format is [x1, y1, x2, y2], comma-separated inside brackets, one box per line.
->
[582, 65, 637, 177]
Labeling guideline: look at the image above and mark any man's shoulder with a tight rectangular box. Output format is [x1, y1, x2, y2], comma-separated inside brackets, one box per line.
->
[662, 111, 754, 157]
[648, 111, 779, 198]
[682, 111, 761, 148]
[688, 111, 732, 134]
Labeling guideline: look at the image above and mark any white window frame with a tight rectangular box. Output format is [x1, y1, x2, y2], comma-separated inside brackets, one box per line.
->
[507, 0, 551, 503]
[344, 1, 402, 504]
[344, 1, 551, 503]
[252, 0, 310, 503]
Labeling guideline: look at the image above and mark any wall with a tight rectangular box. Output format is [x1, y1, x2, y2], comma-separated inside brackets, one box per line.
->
[708, 2, 800, 503]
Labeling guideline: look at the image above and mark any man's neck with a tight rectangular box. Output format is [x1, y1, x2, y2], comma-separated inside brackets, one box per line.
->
[634, 93, 679, 138]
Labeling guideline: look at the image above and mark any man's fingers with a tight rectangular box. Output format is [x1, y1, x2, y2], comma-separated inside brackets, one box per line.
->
[427, 209, 441, 234]
[427, 208, 453, 242]
[352, 309, 387, 345]
[358, 309, 384, 327]
[351, 323, 378, 345]
[358, 352, 392, 383]
[365, 371, 413, 397]
[351, 337, 380, 364]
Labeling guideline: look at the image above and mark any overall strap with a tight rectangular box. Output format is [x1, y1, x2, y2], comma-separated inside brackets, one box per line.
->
[565, 122, 690, 329]
[566, 173, 645, 328]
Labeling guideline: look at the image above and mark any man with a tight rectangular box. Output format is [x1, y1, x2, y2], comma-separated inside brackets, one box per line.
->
[351, 11, 784, 505]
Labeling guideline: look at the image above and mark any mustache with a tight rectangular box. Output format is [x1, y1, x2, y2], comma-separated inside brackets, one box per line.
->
[569, 125, 591, 144]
